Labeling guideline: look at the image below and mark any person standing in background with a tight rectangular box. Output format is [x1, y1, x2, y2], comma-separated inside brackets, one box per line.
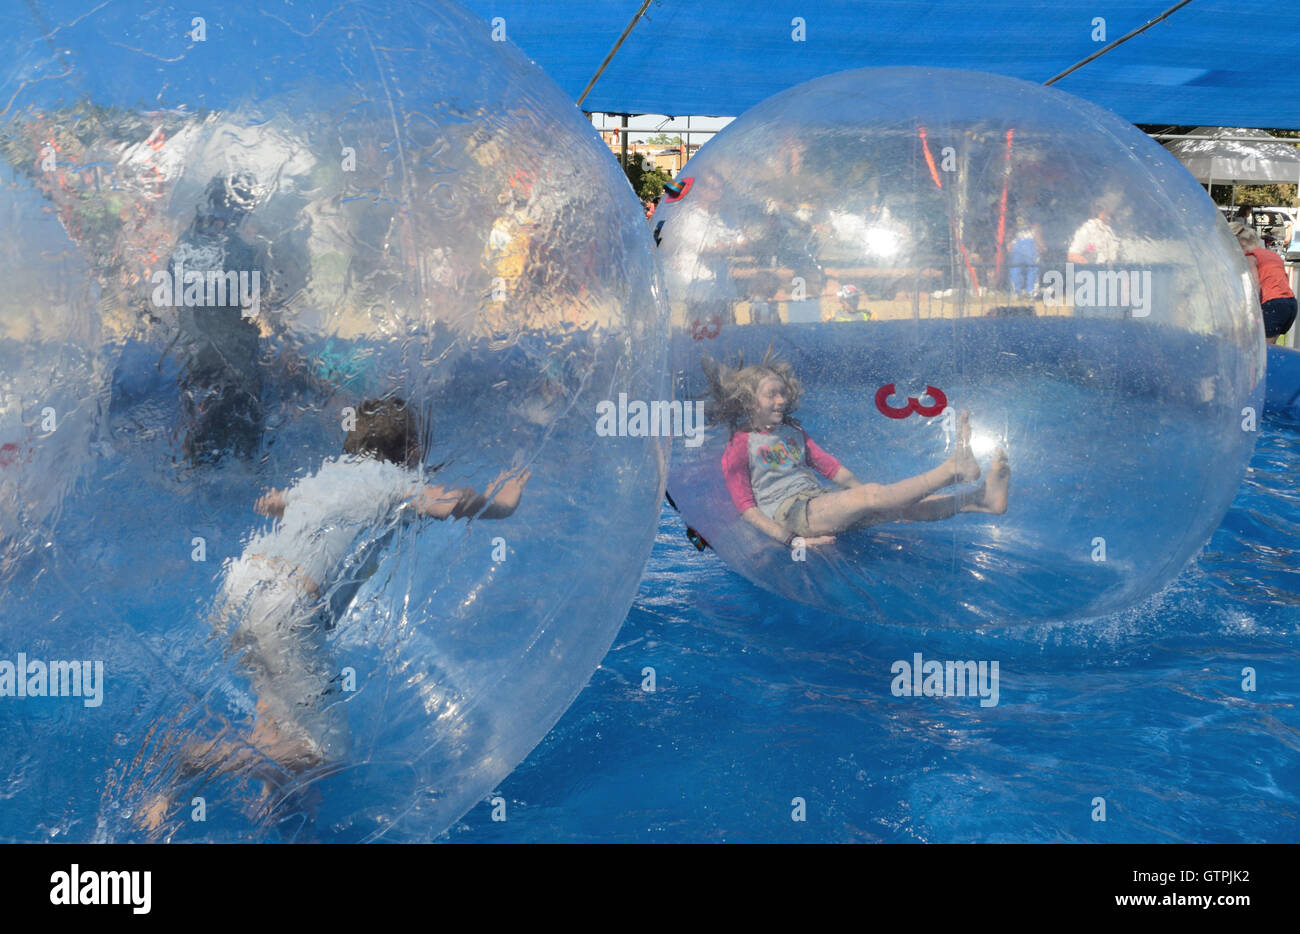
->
[1234, 222, 1296, 343]
[172, 174, 266, 465]
[1067, 192, 1123, 265]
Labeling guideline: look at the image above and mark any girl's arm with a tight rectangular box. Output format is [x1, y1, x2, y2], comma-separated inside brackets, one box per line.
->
[740, 507, 836, 547]
[413, 468, 531, 520]
[412, 484, 471, 520]
[830, 466, 859, 488]
[804, 432, 849, 486]
[741, 506, 797, 543]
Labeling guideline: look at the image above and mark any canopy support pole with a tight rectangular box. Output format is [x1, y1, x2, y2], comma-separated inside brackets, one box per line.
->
[577, 0, 654, 107]
[1044, 0, 1195, 86]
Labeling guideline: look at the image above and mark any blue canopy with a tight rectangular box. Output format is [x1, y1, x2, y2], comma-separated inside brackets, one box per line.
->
[465, 0, 1300, 128]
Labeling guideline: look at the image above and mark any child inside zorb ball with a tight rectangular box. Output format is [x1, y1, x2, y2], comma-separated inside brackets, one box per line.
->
[708, 350, 1009, 548]
[143, 397, 530, 824]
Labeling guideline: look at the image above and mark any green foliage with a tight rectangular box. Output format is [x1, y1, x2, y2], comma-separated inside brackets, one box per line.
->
[622, 161, 674, 201]
[622, 158, 646, 197]
[637, 166, 674, 201]
[1234, 184, 1298, 207]
[644, 133, 682, 146]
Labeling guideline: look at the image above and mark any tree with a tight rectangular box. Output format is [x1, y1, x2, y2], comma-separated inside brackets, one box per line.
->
[644, 133, 683, 147]
[622, 161, 674, 201]
[622, 158, 648, 198]
[1235, 183, 1298, 207]
[637, 166, 674, 201]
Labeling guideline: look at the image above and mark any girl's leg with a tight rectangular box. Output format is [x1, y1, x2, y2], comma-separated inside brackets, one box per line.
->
[216, 568, 347, 772]
[804, 412, 981, 535]
[870, 448, 1009, 524]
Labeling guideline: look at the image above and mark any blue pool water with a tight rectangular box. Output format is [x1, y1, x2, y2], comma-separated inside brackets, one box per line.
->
[449, 413, 1300, 843]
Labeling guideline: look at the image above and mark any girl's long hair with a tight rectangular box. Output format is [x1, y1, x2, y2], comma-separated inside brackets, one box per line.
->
[701, 344, 802, 436]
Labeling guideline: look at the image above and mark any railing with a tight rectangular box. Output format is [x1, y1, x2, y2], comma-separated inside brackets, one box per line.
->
[673, 259, 1184, 332]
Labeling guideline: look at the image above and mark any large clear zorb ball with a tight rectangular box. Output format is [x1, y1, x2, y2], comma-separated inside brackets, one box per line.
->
[0, 0, 666, 842]
[657, 67, 1262, 628]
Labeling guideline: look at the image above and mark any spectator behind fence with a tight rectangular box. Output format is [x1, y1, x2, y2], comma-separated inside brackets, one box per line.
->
[1233, 222, 1296, 343]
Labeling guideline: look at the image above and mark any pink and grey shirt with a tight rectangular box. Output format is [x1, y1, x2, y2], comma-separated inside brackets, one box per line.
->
[721, 422, 841, 519]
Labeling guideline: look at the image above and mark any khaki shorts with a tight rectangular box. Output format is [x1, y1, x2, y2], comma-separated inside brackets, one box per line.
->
[773, 490, 823, 538]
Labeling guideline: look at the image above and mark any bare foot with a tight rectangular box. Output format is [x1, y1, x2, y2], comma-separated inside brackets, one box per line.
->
[950, 410, 981, 483]
[139, 793, 171, 833]
[249, 699, 325, 773]
[971, 447, 1010, 514]
[172, 703, 323, 782]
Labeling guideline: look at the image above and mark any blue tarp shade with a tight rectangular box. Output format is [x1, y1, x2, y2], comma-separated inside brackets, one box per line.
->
[464, 1, 1300, 128]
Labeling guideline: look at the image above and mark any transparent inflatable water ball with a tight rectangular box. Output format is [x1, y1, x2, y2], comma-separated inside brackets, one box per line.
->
[658, 67, 1263, 628]
[0, 0, 666, 841]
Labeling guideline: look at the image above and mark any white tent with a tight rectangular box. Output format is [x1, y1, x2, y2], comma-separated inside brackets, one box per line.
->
[1164, 127, 1300, 186]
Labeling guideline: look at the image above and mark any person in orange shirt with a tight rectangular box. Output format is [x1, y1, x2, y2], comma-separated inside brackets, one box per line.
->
[1234, 223, 1296, 343]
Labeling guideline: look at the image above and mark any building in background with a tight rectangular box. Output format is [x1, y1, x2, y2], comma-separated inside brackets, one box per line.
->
[599, 129, 700, 174]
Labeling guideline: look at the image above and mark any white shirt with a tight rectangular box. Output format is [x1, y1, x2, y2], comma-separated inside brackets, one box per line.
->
[1068, 217, 1121, 264]
[246, 455, 420, 588]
